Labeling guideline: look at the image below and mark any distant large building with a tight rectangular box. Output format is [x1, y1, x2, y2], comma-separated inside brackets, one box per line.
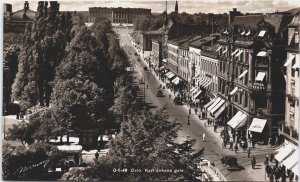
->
[4, 2, 36, 33]
[89, 7, 151, 24]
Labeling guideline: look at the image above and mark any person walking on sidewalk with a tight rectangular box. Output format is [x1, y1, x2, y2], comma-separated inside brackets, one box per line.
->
[247, 148, 251, 158]
[229, 141, 233, 150]
[251, 158, 255, 169]
[202, 133, 206, 141]
[234, 144, 238, 153]
[270, 153, 274, 162]
[95, 151, 99, 160]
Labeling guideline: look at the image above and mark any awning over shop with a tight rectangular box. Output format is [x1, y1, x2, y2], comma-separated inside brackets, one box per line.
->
[245, 30, 251, 36]
[235, 50, 243, 57]
[172, 77, 180, 85]
[203, 99, 216, 109]
[257, 51, 268, 57]
[238, 70, 248, 79]
[291, 164, 298, 176]
[192, 88, 199, 95]
[282, 149, 298, 170]
[227, 111, 247, 129]
[201, 79, 209, 87]
[231, 49, 239, 56]
[207, 98, 221, 112]
[255, 72, 266, 81]
[166, 72, 175, 79]
[248, 118, 267, 133]
[162, 59, 167, 63]
[223, 48, 228, 54]
[229, 87, 238, 95]
[193, 73, 200, 79]
[292, 61, 299, 69]
[213, 104, 226, 118]
[210, 99, 225, 114]
[204, 80, 212, 88]
[258, 30, 266, 37]
[190, 87, 196, 93]
[274, 144, 295, 162]
[240, 31, 245, 35]
[193, 90, 202, 100]
[159, 66, 165, 70]
[199, 77, 207, 85]
[216, 46, 222, 52]
[284, 55, 295, 67]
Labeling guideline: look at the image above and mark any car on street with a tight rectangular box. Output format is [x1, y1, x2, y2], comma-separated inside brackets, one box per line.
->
[220, 155, 240, 170]
[156, 90, 163, 97]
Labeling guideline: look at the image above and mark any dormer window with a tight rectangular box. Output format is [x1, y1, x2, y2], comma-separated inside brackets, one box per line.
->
[245, 30, 251, 36]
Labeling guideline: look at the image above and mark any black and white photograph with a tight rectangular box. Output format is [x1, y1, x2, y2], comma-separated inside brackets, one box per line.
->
[2, 0, 300, 181]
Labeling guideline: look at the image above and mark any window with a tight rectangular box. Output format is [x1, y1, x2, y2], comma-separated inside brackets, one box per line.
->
[239, 91, 243, 105]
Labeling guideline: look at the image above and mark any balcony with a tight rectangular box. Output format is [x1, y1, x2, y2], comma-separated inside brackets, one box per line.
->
[287, 93, 298, 103]
[278, 125, 299, 144]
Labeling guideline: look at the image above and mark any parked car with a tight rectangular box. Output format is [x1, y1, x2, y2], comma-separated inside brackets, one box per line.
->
[220, 155, 239, 170]
[156, 90, 163, 97]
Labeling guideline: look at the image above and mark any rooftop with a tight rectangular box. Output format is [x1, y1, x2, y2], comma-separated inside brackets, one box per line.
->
[189, 36, 217, 49]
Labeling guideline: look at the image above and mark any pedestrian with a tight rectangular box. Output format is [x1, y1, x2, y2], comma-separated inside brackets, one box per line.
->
[146, 84, 148, 89]
[229, 141, 233, 150]
[247, 148, 251, 158]
[270, 153, 274, 162]
[252, 140, 256, 149]
[169, 94, 171, 99]
[202, 133, 206, 141]
[252, 156, 256, 166]
[234, 144, 238, 153]
[224, 140, 227, 149]
[95, 151, 99, 160]
[204, 121, 207, 127]
[266, 164, 270, 177]
[189, 109, 191, 115]
[214, 125, 217, 132]
[266, 155, 269, 164]
[251, 159, 255, 169]
[195, 108, 198, 114]
[269, 173, 274, 182]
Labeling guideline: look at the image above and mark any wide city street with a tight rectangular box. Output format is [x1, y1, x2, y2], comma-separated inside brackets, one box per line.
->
[117, 27, 276, 181]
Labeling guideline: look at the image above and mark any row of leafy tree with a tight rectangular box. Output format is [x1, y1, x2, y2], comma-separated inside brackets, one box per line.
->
[133, 11, 228, 32]
[3, 1, 134, 180]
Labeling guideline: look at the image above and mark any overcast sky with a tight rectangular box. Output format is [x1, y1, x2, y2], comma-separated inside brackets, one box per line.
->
[6, 0, 300, 14]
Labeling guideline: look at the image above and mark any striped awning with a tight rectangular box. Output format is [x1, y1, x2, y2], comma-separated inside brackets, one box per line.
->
[210, 99, 225, 115]
[284, 55, 295, 67]
[238, 70, 248, 79]
[231, 49, 239, 56]
[229, 87, 238, 95]
[235, 50, 243, 57]
[207, 98, 222, 112]
[203, 99, 216, 109]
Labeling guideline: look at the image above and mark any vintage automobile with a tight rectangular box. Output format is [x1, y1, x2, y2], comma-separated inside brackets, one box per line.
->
[220, 155, 239, 170]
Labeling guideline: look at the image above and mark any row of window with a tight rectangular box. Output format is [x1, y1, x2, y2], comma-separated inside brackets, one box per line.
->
[218, 79, 249, 108]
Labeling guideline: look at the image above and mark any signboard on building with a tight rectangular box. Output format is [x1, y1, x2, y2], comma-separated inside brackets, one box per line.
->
[126, 67, 134, 72]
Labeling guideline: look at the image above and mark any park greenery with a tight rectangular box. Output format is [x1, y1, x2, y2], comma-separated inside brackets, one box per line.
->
[4, 2, 200, 180]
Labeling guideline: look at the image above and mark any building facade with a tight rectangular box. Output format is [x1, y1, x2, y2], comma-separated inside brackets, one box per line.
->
[280, 15, 299, 145]
[89, 7, 151, 24]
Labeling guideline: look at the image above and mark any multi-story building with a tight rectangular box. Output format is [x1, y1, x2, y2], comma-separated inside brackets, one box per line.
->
[275, 15, 299, 181]
[151, 38, 163, 76]
[89, 7, 151, 24]
[205, 13, 293, 143]
[188, 36, 219, 102]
